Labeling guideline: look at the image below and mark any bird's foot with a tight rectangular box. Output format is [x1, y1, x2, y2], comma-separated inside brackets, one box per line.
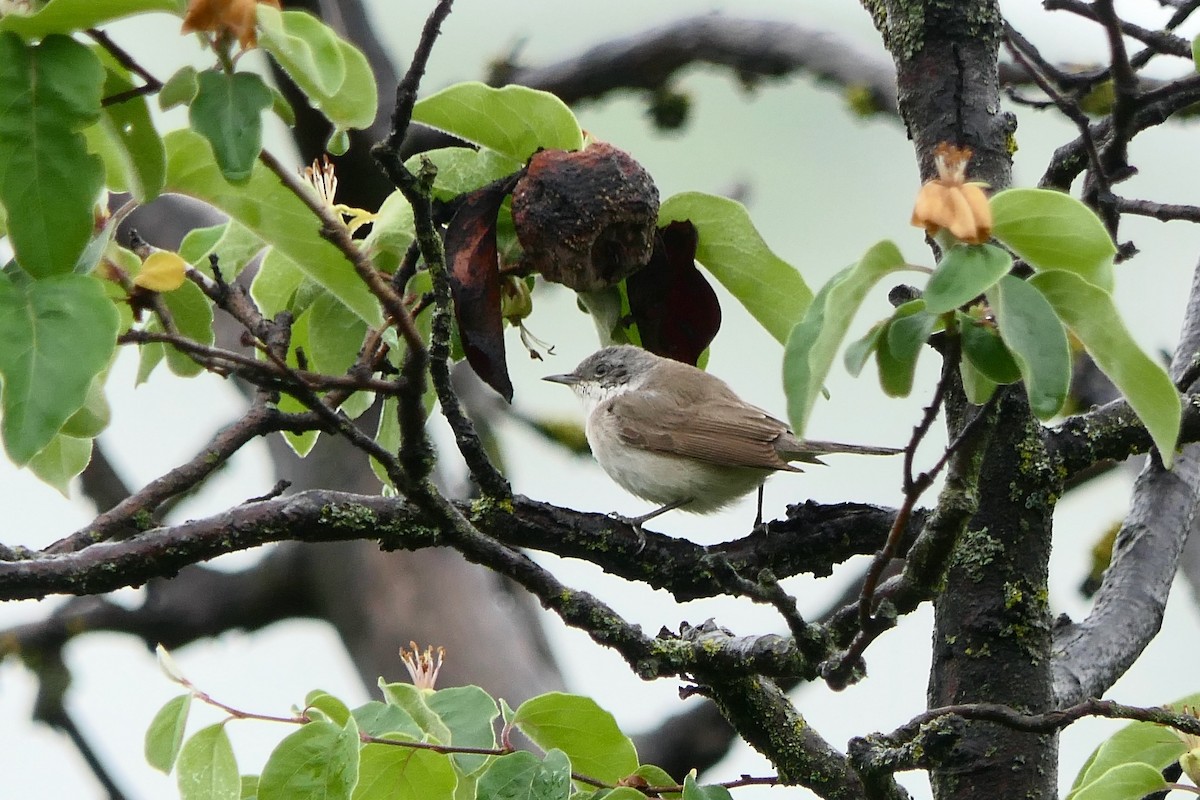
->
[606, 512, 647, 553]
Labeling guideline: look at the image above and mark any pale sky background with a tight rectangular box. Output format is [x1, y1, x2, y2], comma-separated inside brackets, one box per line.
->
[4, 1, 1200, 798]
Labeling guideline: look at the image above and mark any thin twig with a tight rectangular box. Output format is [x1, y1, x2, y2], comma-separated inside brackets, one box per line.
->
[1093, 0, 1138, 175]
[857, 338, 959, 634]
[890, 697, 1200, 741]
[1005, 24, 1110, 197]
[1115, 196, 1200, 223]
[370, 0, 510, 498]
[830, 385, 1001, 687]
[43, 399, 302, 554]
[1043, 0, 1191, 60]
[87, 28, 163, 108]
[381, 0, 456, 154]
[117, 329, 403, 395]
[256, 150, 426, 359]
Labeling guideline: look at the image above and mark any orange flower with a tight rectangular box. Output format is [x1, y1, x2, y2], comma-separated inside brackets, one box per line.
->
[181, 0, 281, 49]
[911, 143, 992, 245]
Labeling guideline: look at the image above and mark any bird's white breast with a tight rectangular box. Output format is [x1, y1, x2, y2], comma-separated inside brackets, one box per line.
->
[583, 393, 770, 513]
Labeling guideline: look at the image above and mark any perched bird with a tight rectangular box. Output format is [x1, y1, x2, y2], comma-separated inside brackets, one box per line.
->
[544, 346, 900, 532]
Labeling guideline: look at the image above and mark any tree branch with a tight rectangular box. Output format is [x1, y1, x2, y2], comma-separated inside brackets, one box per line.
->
[852, 697, 1200, 775]
[0, 547, 318, 659]
[505, 16, 898, 113]
[42, 400, 309, 554]
[1052, 257, 1200, 704]
[0, 492, 917, 611]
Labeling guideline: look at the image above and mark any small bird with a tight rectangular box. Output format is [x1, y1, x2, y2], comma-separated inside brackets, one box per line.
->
[544, 346, 901, 534]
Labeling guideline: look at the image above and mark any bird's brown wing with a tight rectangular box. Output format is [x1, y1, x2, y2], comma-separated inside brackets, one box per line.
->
[605, 391, 801, 471]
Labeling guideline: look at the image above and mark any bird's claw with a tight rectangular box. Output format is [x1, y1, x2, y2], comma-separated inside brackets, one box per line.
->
[607, 512, 648, 553]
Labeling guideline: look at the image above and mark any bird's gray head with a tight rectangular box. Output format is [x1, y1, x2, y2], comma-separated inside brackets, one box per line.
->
[543, 346, 659, 410]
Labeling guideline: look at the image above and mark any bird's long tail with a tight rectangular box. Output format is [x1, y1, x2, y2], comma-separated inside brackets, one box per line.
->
[780, 439, 903, 465]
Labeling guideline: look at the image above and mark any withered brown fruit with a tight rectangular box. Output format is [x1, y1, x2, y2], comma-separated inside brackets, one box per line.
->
[512, 142, 659, 292]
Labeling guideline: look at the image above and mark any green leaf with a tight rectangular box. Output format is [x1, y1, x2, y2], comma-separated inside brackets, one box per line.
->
[412, 82, 583, 162]
[682, 773, 733, 800]
[1069, 695, 1199, 796]
[258, 7, 346, 102]
[1068, 762, 1169, 800]
[361, 191, 415, 273]
[178, 724, 240, 800]
[164, 129, 381, 325]
[159, 66, 199, 111]
[0, 274, 119, 464]
[92, 44, 165, 202]
[315, 40, 376, 141]
[0, 33, 104, 278]
[241, 776, 259, 800]
[512, 693, 638, 784]
[875, 327, 911, 398]
[632, 765, 681, 800]
[958, 312, 1021, 384]
[351, 702, 422, 740]
[179, 220, 265, 279]
[307, 292, 368, 376]
[352, 735, 457, 800]
[659, 192, 810, 343]
[190, 71, 273, 184]
[474, 749, 571, 800]
[783, 240, 909, 434]
[874, 300, 936, 397]
[377, 681, 451, 743]
[26, 432, 91, 494]
[1031, 270, 1181, 466]
[843, 321, 885, 378]
[426, 686, 499, 776]
[327, 128, 350, 157]
[137, 339, 166, 386]
[990, 188, 1117, 291]
[146, 694, 192, 774]
[278, 309, 319, 456]
[259, 719, 360, 800]
[0, 0, 181, 36]
[403, 147, 523, 203]
[960, 357, 999, 406]
[60, 373, 111, 439]
[922, 243, 1012, 314]
[255, 9, 376, 147]
[159, 279, 215, 378]
[371, 396, 400, 487]
[250, 248, 307, 317]
[887, 300, 937, 362]
[306, 690, 352, 727]
[989, 274, 1071, 420]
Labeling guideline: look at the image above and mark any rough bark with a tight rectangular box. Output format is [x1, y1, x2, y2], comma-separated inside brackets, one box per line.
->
[871, 2, 1056, 798]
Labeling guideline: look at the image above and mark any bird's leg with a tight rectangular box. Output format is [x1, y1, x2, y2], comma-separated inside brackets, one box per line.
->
[754, 484, 765, 528]
[612, 497, 693, 551]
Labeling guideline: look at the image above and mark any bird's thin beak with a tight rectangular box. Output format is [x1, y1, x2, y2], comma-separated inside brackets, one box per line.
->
[543, 373, 580, 386]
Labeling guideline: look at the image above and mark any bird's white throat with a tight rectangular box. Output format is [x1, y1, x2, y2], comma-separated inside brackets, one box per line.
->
[569, 372, 644, 416]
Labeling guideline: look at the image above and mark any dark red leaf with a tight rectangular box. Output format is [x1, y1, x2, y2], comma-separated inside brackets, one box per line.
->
[626, 220, 721, 365]
[445, 180, 517, 401]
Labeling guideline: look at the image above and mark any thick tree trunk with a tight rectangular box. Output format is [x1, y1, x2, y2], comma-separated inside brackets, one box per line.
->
[871, 2, 1058, 797]
[929, 388, 1058, 799]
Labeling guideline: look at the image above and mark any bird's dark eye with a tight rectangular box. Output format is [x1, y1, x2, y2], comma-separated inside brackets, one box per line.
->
[594, 363, 609, 376]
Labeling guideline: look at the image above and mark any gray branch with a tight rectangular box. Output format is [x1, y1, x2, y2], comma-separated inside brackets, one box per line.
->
[507, 16, 899, 113]
[1052, 257, 1200, 704]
